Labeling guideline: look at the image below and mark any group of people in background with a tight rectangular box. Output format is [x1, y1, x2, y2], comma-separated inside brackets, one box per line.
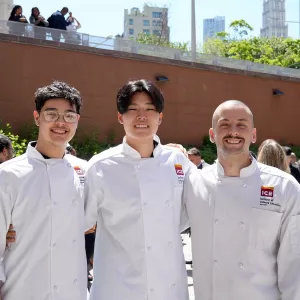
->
[8, 5, 81, 43]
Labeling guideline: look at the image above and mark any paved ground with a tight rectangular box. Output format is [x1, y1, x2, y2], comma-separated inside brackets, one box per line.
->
[182, 234, 195, 300]
[88, 234, 195, 299]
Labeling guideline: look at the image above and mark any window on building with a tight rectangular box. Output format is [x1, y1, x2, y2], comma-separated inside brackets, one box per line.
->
[129, 19, 134, 25]
[152, 12, 162, 19]
[153, 20, 162, 27]
[129, 28, 134, 35]
[143, 20, 150, 26]
[153, 30, 161, 36]
[143, 29, 150, 34]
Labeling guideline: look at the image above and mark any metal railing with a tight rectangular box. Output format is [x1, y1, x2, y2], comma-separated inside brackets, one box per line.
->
[0, 20, 299, 79]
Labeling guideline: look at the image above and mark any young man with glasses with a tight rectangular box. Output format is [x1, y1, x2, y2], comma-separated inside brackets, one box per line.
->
[0, 81, 87, 300]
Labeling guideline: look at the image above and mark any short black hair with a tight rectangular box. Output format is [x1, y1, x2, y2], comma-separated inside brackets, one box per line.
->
[0, 134, 12, 153]
[187, 147, 201, 157]
[34, 81, 83, 114]
[116, 79, 164, 114]
[283, 146, 292, 156]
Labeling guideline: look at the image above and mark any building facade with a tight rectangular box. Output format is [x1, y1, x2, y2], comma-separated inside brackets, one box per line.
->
[0, 0, 14, 20]
[260, 0, 288, 38]
[203, 16, 225, 41]
[124, 4, 169, 41]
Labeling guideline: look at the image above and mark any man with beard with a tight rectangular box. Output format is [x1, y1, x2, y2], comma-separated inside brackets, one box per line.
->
[184, 100, 300, 300]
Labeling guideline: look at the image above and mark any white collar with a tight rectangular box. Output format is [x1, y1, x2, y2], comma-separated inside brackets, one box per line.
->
[26, 142, 68, 165]
[122, 135, 162, 159]
[216, 157, 257, 178]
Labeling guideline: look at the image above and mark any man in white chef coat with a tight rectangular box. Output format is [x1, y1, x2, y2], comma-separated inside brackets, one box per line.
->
[0, 81, 87, 300]
[184, 100, 300, 300]
[84, 79, 195, 300]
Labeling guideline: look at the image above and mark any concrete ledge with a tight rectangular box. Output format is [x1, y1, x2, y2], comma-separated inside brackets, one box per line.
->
[1, 33, 299, 83]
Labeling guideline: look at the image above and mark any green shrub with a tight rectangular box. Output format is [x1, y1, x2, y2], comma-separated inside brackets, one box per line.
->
[0, 123, 27, 156]
[71, 130, 116, 160]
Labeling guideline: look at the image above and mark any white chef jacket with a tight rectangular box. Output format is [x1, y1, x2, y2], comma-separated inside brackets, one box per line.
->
[0, 142, 87, 300]
[84, 135, 195, 300]
[184, 159, 300, 300]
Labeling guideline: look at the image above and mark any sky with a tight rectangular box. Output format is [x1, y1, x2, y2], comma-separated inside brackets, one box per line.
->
[19, 0, 300, 46]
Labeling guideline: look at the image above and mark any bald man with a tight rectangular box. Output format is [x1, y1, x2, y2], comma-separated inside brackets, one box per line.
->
[184, 100, 300, 300]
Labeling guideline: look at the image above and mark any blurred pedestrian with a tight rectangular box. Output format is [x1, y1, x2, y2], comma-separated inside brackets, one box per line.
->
[65, 12, 82, 44]
[29, 7, 48, 39]
[8, 5, 28, 36]
[0, 134, 14, 163]
[283, 146, 300, 183]
[47, 7, 71, 42]
[257, 139, 290, 173]
[187, 147, 210, 169]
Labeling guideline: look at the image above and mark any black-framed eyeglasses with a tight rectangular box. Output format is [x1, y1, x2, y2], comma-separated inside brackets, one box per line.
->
[41, 110, 79, 123]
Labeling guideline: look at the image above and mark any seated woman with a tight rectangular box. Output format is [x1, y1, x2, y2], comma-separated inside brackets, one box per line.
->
[29, 7, 49, 40]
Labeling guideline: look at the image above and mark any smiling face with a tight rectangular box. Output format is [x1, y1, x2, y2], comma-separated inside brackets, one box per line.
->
[209, 103, 256, 157]
[33, 98, 79, 149]
[118, 92, 162, 143]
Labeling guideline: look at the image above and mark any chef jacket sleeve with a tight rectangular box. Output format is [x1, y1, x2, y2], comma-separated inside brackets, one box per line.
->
[84, 163, 104, 231]
[180, 158, 197, 232]
[0, 188, 12, 283]
[277, 183, 300, 300]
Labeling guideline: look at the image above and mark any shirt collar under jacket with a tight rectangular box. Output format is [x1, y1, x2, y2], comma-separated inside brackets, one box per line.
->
[26, 141, 69, 165]
[122, 135, 163, 159]
[216, 156, 257, 178]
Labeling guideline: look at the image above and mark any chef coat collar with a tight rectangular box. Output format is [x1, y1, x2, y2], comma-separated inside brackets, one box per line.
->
[26, 141, 68, 164]
[216, 156, 257, 178]
[122, 135, 163, 158]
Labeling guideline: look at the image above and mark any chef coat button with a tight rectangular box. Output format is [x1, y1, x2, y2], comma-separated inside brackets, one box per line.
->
[240, 222, 245, 229]
[165, 200, 170, 205]
[53, 285, 58, 290]
[150, 288, 154, 292]
[53, 202, 57, 206]
[168, 242, 172, 247]
[73, 240, 76, 244]
[171, 283, 176, 288]
[52, 243, 56, 248]
[215, 219, 219, 225]
[243, 184, 247, 188]
[148, 246, 151, 250]
[143, 202, 148, 206]
[72, 199, 77, 204]
[214, 260, 219, 266]
[73, 279, 77, 284]
[239, 263, 244, 269]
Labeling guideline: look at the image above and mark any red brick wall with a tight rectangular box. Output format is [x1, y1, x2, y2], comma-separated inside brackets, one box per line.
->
[0, 41, 299, 146]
